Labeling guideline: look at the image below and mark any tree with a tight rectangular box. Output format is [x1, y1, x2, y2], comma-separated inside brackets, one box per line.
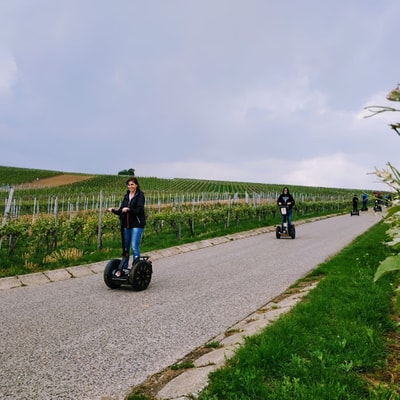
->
[118, 168, 135, 176]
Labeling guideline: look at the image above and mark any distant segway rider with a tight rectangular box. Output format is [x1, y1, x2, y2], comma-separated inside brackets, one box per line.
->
[277, 187, 295, 229]
[352, 194, 359, 213]
[375, 191, 383, 205]
[384, 193, 392, 207]
[361, 193, 368, 211]
[107, 177, 146, 272]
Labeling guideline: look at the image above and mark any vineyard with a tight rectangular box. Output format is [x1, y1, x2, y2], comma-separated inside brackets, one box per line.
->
[0, 166, 368, 277]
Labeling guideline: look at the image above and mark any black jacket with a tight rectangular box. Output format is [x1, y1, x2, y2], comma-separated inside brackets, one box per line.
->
[112, 189, 146, 228]
[277, 191, 295, 209]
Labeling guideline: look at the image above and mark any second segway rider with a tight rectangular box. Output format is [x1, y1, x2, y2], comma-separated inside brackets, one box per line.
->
[352, 194, 359, 213]
[277, 187, 295, 232]
[361, 193, 368, 211]
[108, 177, 146, 276]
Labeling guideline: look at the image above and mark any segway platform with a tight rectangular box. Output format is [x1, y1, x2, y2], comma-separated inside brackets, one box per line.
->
[276, 206, 296, 239]
[350, 210, 359, 216]
[276, 225, 296, 239]
[104, 256, 152, 291]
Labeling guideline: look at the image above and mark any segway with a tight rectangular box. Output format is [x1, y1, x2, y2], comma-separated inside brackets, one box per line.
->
[276, 206, 295, 239]
[350, 204, 359, 216]
[104, 229, 152, 291]
[373, 200, 382, 212]
[350, 196, 359, 216]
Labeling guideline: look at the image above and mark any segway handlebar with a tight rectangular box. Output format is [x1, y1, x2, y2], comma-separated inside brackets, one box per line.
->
[278, 204, 292, 215]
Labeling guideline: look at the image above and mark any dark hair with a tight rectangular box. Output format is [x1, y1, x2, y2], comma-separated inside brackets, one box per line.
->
[126, 177, 140, 190]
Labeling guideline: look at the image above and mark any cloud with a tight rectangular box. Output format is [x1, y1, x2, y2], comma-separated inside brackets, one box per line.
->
[135, 152, 382, 190]
[286, 154, 375, 189]
[0, 0, 399, 191]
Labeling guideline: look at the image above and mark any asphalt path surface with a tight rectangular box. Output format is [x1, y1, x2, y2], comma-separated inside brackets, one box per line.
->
[0, 212, 382, 400]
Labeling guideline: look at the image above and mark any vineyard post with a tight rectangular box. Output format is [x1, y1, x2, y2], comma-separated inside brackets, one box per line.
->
[227, 197, 231, 228]
[178, 195, 182, 240]
[32, 197, 37, 223]
[54, 197, 58, 222]
[0, 187, 15, 250]
[97, 191, 103, 250]
[68, 198, 72, 220]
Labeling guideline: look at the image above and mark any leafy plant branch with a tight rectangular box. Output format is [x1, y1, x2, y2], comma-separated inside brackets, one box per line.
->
[364, 85, 400, 135]
[364, 84, 400, 281]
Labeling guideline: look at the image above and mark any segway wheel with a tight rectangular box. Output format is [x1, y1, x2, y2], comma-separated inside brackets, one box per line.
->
[275, 226, 281, 239]
[130, 259, 153, 291]
[104, 259, 123, 289]
[290, 226, 296, 239]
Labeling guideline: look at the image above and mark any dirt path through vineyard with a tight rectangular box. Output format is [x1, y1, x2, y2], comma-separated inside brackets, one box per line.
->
[18, 174, 94, 189]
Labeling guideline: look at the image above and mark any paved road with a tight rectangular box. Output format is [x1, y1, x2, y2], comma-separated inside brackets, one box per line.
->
[0, 212, 382, 400]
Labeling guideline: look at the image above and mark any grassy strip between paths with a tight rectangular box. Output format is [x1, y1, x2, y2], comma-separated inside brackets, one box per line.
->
[192, 221, 400, 400]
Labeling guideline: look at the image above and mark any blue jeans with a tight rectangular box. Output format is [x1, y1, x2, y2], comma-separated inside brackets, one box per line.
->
[281, 208, 293, 228]
[123, 227, 144, 267]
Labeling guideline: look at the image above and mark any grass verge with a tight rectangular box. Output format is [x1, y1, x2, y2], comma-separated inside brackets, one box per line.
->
[197, 221, 399, 399]
[128, 221, 400, 400]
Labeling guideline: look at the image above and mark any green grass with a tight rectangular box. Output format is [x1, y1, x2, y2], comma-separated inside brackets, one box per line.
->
[171, 361, 195, 370]
[194, 221, 400, 400]
[0, 165, 63, 186]
[205, 341, 223, 349]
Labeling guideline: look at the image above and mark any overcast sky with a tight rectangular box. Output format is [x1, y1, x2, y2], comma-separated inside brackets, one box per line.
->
[1, 1, 399, 190]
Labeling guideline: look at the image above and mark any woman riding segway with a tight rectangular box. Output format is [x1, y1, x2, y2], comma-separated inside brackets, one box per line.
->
[276, 187, 296, 239]
[103, 177, 152, 290]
